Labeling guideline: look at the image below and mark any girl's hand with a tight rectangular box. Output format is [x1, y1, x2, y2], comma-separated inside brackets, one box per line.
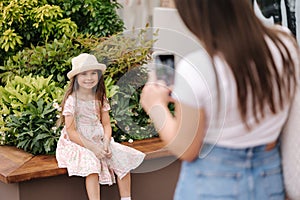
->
[94, 148, 107, 159]
[84, 139, 111, 159]
[103, 138, 112, 158]
[140, 81, 173, 114]
[94, 145, 111, 159]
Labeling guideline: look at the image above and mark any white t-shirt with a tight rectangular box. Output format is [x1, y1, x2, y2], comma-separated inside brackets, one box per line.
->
[172, 30, 299, 148]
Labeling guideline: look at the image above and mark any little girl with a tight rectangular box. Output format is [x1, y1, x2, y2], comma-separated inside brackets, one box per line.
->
[56, 53, 145, 200]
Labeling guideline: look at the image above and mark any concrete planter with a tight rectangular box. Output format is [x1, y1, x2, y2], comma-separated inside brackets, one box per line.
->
[0, 138, 181, 200]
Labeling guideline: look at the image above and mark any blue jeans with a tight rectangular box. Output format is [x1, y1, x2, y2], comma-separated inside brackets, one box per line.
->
[174, 143, 284, 200]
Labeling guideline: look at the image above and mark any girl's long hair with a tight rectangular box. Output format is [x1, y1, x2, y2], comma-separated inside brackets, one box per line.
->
[174, 0, 299, 128]
[59, 70, 106, 125]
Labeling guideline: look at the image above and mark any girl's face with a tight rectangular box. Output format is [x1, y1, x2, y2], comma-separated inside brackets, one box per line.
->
[76, 70, 99, 90]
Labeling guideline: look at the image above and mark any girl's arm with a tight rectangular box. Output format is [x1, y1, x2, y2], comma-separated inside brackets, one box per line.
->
[65, 115, 85, 146]
[101, 109, 112, 156]
[65, 115, 107, 158]
[101, 110, 112, 141]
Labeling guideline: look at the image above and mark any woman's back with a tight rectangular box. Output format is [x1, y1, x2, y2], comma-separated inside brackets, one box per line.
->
[141, 1, 300, 199]
[173, 25, 299, 148]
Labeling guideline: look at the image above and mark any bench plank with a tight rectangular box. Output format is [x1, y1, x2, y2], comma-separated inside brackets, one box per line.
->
[0, 137, 171, 183]
[0, 146, 33, 183]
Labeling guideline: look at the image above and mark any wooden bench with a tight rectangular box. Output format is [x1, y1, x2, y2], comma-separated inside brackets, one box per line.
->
[0, 137, 171, 184]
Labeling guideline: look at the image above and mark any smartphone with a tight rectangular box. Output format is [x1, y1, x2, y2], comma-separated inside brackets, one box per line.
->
[152, 52, 175, 86]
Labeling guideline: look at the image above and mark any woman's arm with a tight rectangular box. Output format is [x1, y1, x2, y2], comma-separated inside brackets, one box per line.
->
[168, 101, 206, 162]
[141, 82, 206, 162]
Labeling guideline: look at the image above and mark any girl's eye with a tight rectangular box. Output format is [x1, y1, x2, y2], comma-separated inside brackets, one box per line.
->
[79, 71, 97, 76]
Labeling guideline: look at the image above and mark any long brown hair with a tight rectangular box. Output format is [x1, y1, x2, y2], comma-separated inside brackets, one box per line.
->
[174, 0, 299, 128]
[59, 70, 106, 125]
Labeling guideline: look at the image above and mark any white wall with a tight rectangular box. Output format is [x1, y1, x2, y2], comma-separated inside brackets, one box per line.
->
[117, 0, 160, 29]
[152, 7, 203, 63]
[152, 1, 300, 60]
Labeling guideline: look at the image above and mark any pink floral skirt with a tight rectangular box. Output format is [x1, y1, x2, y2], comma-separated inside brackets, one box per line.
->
[56, 132, 145, 185]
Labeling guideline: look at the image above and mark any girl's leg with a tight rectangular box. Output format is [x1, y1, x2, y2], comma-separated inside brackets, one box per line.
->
[117, 173, 131, 198]
[86, 173, 100, 200]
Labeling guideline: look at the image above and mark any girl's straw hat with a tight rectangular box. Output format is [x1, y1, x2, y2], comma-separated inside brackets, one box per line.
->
[67, 53, 107, 79]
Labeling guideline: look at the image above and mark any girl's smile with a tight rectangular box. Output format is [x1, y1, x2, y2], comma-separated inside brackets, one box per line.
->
[77, 70, 99, 89]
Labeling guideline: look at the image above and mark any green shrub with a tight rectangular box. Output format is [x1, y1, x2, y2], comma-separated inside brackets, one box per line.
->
[0, 36, 84, 87]
[0, 28, 156, 87]
[0, 25, 158, 154]
[92, 28, 157, 79]
[0, 75, 64, 154]
[109, 67, 157, 142]
[0, 0, 160, 155]
[0, 0, 78, 63]
[0, 0, 124, 66]
[47, 0, 124, 37]
[91, 28, 159, 142]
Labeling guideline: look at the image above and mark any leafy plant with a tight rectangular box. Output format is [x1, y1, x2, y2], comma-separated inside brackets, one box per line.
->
[0, 75, 64, 154]
[110, 67, 158, 142]
[92, 27, 157, 78]
[47, 0, 124, 37]
[91, 28, 159, 142]
[0, 0, 124, 66]
[31, 5, 78, 42]
[0, 26, 158, 154]
[0, 0, 78, 63]
[0, 27, 155, 87]
[0, 36, 83, 87]
[6, 99, 62, 155]
[0, 28, 23, 52]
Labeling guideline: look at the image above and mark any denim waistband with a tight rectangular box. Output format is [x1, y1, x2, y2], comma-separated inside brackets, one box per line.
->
[198, 142, 280, 168]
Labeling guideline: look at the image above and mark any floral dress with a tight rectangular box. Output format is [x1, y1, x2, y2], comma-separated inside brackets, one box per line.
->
[56, 95, 145, 185]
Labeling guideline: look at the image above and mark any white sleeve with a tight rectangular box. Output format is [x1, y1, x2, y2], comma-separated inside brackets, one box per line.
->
[172, 50, 216, 108]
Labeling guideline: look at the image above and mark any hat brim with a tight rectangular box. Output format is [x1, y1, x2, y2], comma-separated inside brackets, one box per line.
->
[67, 64, 107, 79]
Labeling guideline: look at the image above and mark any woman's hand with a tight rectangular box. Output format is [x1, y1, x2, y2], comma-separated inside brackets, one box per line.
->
[140, 81, 173, 114]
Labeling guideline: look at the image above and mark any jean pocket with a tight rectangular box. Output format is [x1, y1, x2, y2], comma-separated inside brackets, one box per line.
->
[261, 167, 284, 200]
[196, 170, 241, 199]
